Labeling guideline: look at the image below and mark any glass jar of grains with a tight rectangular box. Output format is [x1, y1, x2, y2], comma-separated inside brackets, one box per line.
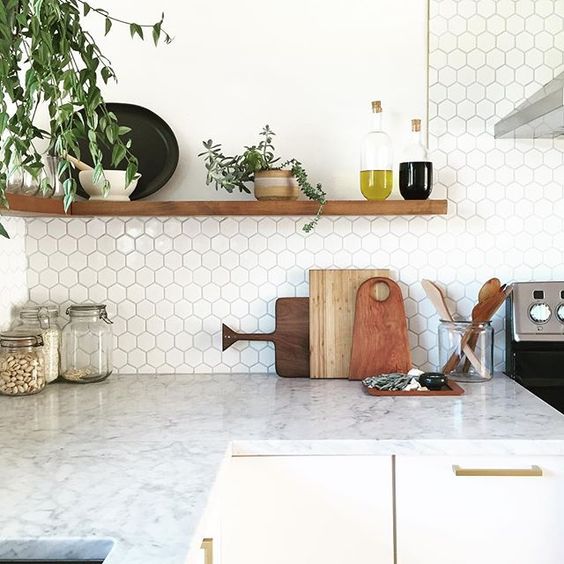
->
[13, 305, 62, 383]
[61, 304, 113, 383]
[0, 332, 45, 396]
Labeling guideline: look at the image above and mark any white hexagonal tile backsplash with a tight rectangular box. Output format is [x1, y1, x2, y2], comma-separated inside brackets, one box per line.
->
[23, 0, 564, 374]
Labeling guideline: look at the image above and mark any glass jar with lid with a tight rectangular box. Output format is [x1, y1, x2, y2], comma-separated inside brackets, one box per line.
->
[13, 305, 62, 383]
[61, 304, 113, 383]
[0, 332, 45, 396]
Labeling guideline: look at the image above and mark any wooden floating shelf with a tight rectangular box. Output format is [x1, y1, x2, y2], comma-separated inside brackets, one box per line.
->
[3, 194, 65, 216]
[2, 194, 448, 218]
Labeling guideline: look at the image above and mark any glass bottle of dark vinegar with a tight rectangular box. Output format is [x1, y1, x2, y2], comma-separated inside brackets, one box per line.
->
[399, 119, 433, 200]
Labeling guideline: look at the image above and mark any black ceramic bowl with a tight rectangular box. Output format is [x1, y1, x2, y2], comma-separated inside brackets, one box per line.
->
[419, 372, 448, 391]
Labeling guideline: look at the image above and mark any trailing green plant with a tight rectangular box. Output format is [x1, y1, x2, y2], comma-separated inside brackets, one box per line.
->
[0, 1, 171, 237]
[199, 126, 326, 232]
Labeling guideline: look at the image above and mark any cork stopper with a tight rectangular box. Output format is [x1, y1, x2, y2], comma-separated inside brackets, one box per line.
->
[371, 100, 382, 113]
[411, 119, 421, 132]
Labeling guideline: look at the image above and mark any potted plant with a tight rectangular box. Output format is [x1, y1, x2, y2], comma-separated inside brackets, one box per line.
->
[199, 126, 326, 232]
[0, 0, 171, 237]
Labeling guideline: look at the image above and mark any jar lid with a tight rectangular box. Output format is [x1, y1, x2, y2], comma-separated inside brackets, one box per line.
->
[20, 305, 59, 318]
[67, 303, 106, 313]
[66, 304, 112, 323]
[0, 331, 44, 348]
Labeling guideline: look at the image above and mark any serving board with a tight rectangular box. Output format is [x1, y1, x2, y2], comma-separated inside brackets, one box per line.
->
[363, 380, 465, 396]
[222, 297, 309, 378]
[349, 277, 412, 380]
[309, 268, 390, 379]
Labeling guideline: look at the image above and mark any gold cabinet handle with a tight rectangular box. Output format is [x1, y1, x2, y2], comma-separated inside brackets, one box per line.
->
[201, 538, 213, 564]
[453, 465, 543, 477]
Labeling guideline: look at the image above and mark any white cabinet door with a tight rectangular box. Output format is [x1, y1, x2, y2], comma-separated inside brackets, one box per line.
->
[221, 455, 394, 564]
[396, 456, 564, 564]
[186, 472, 224, 564]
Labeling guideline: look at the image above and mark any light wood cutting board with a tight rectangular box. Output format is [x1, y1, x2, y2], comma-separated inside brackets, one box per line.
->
[309, 268, 391, 379]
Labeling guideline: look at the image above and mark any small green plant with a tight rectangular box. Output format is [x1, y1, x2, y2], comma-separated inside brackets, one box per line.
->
[0, 1, 171, 237]
[199, 126, 326, 232]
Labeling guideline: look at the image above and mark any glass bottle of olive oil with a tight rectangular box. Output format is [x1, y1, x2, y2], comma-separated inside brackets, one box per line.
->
[360, 100, 393, 200]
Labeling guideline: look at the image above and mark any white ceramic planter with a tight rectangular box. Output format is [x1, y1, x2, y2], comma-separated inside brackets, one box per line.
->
[79, 169, 141, 201]
[253, 170, 299, 201]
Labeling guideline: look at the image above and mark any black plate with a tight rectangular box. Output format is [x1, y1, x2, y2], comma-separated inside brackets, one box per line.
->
[73, 103, 179, 200]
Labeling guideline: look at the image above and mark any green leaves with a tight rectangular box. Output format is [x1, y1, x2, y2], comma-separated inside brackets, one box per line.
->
[0, 222, 9, 239]
[0, 0, 172, 235]
[198, 126, 326, 230]
[129, 23, 143, 40]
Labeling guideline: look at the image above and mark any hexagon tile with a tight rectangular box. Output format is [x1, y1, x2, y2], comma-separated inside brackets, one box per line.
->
[22, 0, 564, 374]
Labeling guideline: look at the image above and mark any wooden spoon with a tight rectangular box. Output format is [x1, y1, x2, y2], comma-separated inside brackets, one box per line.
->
[478, 278, 501, 303]
[421, 280, 485, 374]
[462, 278, 502, 372]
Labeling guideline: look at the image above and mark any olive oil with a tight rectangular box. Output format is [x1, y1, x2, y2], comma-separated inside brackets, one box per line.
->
[360, 170, 393, 200]
[360, 100, 394, 200]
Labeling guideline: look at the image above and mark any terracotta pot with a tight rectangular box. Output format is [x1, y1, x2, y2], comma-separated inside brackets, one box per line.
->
[253, 170, 299, 201]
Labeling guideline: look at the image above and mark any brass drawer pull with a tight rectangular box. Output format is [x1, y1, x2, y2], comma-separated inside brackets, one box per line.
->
[201, 538, 213, 564]
[453, 465, 543, 477]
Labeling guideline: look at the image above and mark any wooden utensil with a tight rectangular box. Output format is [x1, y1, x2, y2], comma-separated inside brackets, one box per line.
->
[421, 280, 484, 374]
[309, 268, 390, 379]
[478, 278, 501, 303]
[442, 284, 513, 374]
[349, 277, 411, 380]
[65, 154, 93, 171]
[462, 278, 502, 372]
[222, 297, 309, 378]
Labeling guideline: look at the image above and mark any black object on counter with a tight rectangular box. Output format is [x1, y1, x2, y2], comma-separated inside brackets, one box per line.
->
[399, 161, 433, 200]
[419, 372, 448, 391]
[74, 103, 179, 200]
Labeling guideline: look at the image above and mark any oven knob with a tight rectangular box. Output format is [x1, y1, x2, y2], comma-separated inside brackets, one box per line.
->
[529, 302, 551, 324]
[557, 304, 564, 323]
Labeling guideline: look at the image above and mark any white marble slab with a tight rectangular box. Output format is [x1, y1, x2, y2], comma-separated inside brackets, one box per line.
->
[0, 373, 563, 564]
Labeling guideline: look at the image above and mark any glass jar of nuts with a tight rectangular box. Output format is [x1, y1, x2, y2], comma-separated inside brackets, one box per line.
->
[61, 304, 113, 383]
[0, 332, 46, 396]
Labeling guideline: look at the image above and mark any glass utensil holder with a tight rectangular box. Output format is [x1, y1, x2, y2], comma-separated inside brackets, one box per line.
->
[61, 304, 113, 383]
[438, 320, 493, 383]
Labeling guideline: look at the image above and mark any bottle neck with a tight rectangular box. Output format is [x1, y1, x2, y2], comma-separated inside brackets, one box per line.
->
[410, 129, 423, 146]
[371, 112, 383, 132]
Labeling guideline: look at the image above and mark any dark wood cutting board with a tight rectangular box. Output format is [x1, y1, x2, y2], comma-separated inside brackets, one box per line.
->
[222, 297, 309, 378]
[349, 277, 412, 380]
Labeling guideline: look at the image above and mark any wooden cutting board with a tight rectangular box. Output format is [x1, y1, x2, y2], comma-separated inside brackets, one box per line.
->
[222, 297, 309, 378]
[309, 269, 390, 379]
[349, 277, 411, 380]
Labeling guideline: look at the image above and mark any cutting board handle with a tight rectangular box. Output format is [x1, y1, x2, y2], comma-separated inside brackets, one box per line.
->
[222, 323, 275, 351]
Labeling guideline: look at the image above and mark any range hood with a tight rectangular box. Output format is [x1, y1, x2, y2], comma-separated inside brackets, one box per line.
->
[494, 70, 564, 139]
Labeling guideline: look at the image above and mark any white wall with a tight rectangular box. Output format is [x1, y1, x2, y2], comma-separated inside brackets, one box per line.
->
[86, 0, 428, 200]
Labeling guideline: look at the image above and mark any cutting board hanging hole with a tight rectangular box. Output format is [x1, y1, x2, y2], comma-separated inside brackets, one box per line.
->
[371, 282, 390, 302]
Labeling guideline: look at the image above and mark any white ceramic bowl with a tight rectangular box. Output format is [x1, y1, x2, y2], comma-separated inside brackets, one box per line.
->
[79, 169, 141, 201]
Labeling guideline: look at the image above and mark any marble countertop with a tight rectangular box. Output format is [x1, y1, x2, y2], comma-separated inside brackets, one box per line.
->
[1, 373, 564, 564]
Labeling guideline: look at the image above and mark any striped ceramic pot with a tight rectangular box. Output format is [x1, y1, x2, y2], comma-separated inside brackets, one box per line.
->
[253, 170, 299, 201]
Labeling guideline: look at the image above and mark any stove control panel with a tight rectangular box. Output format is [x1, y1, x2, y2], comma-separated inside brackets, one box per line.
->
[511, 282, 564, 342]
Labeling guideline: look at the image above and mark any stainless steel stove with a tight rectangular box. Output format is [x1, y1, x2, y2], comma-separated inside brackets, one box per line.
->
[506, 282, 564, 414]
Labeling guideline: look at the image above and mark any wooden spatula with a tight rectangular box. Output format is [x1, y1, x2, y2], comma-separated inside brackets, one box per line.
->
[421, 280, 484, 374]
[349, 277, 411, 380]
